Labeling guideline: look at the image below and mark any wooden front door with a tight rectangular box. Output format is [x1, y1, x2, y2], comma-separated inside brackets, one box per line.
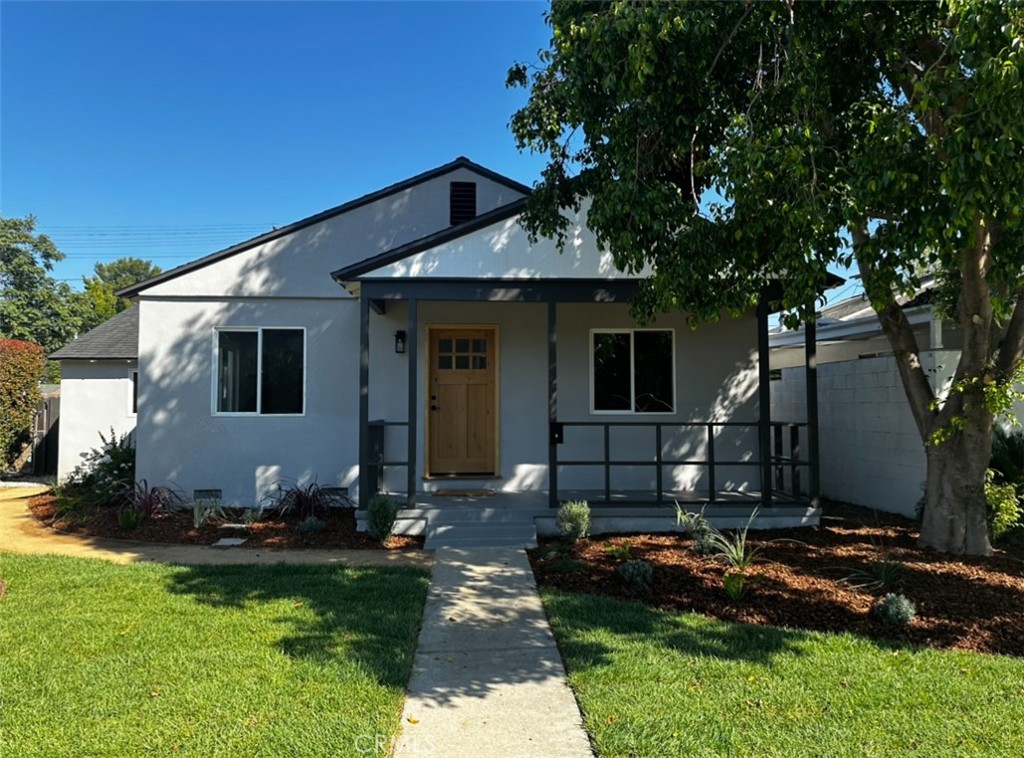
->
[427, 327, 498, 476]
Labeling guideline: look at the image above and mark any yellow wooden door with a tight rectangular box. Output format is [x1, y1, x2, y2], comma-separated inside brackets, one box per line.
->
[428, 328, 497, 476]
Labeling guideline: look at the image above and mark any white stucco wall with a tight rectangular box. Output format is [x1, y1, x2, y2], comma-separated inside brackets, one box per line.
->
[139, 168, 525, 299]
[57, 360, 138, 478]
[365, 202, 655, 281]
[770, 351, 957, 516]
[136, 297, 359, 506]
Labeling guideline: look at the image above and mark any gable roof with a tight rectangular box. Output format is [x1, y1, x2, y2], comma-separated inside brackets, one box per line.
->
[330, 196, 529, 282]
[117, 157, 533, 299]
[50, 306, 139, 360]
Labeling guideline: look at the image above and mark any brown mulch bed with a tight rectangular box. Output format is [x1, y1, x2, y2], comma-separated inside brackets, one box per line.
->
[529, 501, 1024, 656]
[28, 494, 423, 550]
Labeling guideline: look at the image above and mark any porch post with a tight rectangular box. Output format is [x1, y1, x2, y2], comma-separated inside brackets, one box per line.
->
[805, 314, 821, 504]
[757, 296, 773, 509]
[358, 295, 370, 510]
[406, 299, 418, 507]
[548, 299, 558, 508]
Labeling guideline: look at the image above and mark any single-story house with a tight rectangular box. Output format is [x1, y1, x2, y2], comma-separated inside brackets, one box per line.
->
[52, 157, 827, 538]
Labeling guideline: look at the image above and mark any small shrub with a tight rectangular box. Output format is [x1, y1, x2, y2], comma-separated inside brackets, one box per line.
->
[985, 469, 1022, 541]
[298, 515, 326, 534]
[190, 498, 227, 529]
[241, 507, 264, 526]
[557, 500, 590, 542]
[604, 543, 633, 561]
[367, 494, 399, 543]
[722, 570, 751, 601]
[844, 555, 903, 591]
[618, 559, 653, 586]
[62, 429, 136, 508]
[118, 509, 140, 531]
[122, 480, 184, 520]
[871, 593, 917, 626]
[707, 512, 765, 572]
[269, 481, 333, 521]
[676, 504, 717, 555]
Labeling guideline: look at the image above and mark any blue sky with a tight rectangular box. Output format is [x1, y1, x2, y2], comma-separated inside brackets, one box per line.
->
[2, 1, 859, 309]
[2, 1, 552, 287]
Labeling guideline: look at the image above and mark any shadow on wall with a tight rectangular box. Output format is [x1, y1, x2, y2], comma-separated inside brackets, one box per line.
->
[664, 349, 759, 492]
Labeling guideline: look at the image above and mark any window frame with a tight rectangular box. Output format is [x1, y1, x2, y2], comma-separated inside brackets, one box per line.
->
[589, 328, 676, 415]
[129, 369, 138, 416]
[211, 326, 307, 417]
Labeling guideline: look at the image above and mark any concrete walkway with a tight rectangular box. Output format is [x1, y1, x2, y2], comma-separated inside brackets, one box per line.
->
[395, 547, 592, 758]
[0, 487, 430, 568]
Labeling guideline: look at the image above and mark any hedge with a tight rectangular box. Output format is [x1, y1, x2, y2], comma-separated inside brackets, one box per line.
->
[0, 339, 45, 467]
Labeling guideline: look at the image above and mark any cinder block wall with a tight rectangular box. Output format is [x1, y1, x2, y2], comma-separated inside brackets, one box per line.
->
[770, 351, 957, 517]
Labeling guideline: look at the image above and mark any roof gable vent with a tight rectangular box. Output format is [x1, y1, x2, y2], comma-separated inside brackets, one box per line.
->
[450, 181, 477, 226]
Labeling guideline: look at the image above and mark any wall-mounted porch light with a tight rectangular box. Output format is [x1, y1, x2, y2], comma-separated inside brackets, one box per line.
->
[394, 330, 407, 354]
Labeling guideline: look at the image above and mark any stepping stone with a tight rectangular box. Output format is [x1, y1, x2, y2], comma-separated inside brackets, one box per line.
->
[212, 537, 247, 548]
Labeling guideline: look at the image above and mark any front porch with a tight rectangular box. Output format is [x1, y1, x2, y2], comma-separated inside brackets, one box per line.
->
[350, 277, 822, 547]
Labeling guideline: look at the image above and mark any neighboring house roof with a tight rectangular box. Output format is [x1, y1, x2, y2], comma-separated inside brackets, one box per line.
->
[50, 306, 139, 360]
[117, 157, 533, 299]
[330, 197, 529, 282]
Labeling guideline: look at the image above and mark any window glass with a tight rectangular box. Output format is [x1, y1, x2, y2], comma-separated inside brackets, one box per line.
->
[131, 371, 139, 414]
[261, 329, 304, 414]
[592, 333, 631, 411]
[592, 330, 673, 413]
[218, 331, 258, 413]
[633, 331, 674, 412]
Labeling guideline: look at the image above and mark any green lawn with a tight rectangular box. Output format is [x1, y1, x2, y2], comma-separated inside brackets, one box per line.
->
[0, 554, 429, 757]
[543, 590, 1024, 758]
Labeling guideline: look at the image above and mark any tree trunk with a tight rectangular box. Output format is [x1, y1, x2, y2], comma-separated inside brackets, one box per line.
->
[918, 388, 993, 555]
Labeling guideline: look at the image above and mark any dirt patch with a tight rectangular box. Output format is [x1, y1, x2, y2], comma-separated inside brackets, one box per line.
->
[28, 494, 423, 551]
[529, 503, 1024, 656]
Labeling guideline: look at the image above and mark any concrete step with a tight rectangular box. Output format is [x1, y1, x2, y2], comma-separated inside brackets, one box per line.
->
[428, 535, 538, 549]
[425, 522, 538, 550]
[428, 510, 541, 525]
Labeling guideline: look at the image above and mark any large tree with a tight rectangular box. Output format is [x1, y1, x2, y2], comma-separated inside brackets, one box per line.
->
[79, 257, 161, 330]
[509, 1, 1024, 554]
[0, 215, 84, 353]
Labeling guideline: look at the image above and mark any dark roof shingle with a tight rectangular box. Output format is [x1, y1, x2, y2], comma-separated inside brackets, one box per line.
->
[50, 306, 139, 360]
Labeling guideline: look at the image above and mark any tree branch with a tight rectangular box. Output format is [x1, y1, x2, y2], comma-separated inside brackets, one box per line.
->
[854, 223, 937, 441]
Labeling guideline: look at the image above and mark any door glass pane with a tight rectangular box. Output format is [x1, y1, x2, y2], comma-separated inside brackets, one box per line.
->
[472, 355, 487, 369]
[439, 339, 452, 353]
[472, 339, 487, 353]
[438, 355, 452, 369]
[261, 329, 304, 414]
[455, 355, 470, 369]
[455, 338, 470, 353]
[217, 331, 258, 413]
[634, 331, 673, 412]
[592, 333, 631, 411]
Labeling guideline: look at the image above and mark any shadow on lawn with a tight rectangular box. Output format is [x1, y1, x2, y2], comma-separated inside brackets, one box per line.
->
[544, 590, 822, 670]
[166, 563, 429, 687]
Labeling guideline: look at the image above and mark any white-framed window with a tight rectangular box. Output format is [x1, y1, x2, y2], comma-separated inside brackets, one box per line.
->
[590, 329, 675, 414]
[129, 370, 139, 415]
[213, 327, 305, 416]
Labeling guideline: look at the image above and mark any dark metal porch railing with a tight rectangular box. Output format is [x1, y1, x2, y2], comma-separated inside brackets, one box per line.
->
[365, 418, 811, 507]
[553, 420, 811, 505]
[365, 420, 410, 497]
